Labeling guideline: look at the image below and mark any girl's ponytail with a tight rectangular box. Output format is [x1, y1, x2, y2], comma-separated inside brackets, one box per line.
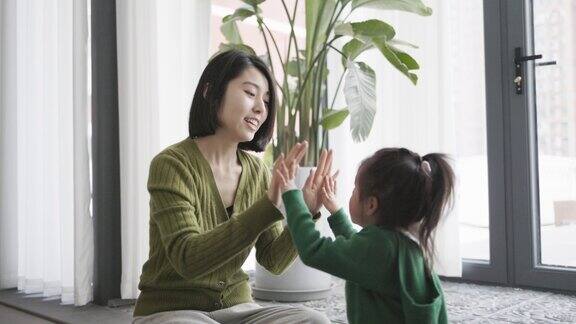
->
[418, 153, 455, 271]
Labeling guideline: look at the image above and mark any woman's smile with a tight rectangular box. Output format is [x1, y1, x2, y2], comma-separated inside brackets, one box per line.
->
[243, 117, 260, 131]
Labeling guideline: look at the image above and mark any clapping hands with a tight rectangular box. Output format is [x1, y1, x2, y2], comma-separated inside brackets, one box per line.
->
[319, 169, 340, 214]
[267, 142, 308, 208]
[301, 149, 338, 215]
[273, 147, 340, 215]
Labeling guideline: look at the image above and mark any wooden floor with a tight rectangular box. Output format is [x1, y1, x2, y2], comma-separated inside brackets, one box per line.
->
[0, 289, 133, 324]
[0, 304, 55, 323]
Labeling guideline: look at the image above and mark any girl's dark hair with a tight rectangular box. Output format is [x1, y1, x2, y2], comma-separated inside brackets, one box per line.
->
[188, 50, 277, 152]
[356, 148, 455, 271]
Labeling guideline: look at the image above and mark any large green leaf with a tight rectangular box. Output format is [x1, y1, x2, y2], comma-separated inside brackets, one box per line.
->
[335, 25, 420, 83]
[388, 38, 419, 49]
[335, 20, 395, 42]
[320, 108, 350, 130]
[341, 38, 374, 67]
[388, 44, 419, 69]
[351, 0, 433, 16]
[223, 7, 259, 23]
[217, 43, 256, 56]
[241, 0, 266, 6]
[372, 38, 418, 84]
[344, 61, 376, 142]
[221, 6, 262, 45]
[220, 19, 243, 44]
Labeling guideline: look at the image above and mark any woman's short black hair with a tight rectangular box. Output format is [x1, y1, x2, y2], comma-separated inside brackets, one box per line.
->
[188, 50, 277, 152]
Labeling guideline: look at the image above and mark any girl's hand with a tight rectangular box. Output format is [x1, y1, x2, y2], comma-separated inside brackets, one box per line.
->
[268, 142, 307, 207]
[275, 157, 298, 193]
[303, 149, 333, 215]
[321, 170, 340, 214]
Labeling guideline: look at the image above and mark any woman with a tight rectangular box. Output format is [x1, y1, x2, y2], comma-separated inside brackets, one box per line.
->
[133, 50, 331, 323]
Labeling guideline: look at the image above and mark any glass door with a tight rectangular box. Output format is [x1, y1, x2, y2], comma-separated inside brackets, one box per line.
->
[532, 0, 576, 271]
[508, 0, 576, 292]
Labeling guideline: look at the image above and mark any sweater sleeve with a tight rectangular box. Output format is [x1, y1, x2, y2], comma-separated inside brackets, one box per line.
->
[282, 189, 392, 291]
[327, 208, 358, 239]
[254, 162, 298, 274]
[148, 152, 283, 280]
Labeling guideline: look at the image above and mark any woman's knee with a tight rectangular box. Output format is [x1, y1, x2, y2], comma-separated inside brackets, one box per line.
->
[296, 306, 331, 324]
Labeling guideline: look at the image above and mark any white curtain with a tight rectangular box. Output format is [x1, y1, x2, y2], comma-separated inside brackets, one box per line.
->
[0, 0, 19, 291]
[117, 0, 211, 299]
[0, 0, 93, 305]
[328, 0, 488, 277]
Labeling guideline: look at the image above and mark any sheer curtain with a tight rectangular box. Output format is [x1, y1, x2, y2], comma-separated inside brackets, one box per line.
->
[327, 0, 490, 277]
[117, 0, 211, 299]
[0, 0, 93, 305]
[0, 0, 19, 291]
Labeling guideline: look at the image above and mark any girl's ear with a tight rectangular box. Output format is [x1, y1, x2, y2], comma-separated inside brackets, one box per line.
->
[365, 196, 379, 217]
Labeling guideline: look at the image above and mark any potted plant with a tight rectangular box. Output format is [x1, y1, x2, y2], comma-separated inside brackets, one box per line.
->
[218, 0, 432, 301]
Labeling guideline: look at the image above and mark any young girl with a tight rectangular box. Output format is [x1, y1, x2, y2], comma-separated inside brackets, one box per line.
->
[275, 147, 455, 324]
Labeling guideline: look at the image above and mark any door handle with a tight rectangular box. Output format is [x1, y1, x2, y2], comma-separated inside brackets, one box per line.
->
[536, 61, 557, 67]
[514, 47, 543, 94]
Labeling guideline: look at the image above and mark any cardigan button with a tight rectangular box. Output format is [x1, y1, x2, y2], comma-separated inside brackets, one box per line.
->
[214, 301, 222, 308]
[217, 281, 225, 287]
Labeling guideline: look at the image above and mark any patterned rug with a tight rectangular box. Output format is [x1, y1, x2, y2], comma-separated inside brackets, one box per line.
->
[119, 275, 576, 323]
[251, 276, 576, 324]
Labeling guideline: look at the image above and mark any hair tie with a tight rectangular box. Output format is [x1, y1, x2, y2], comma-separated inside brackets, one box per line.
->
[421, 161, 432, 176]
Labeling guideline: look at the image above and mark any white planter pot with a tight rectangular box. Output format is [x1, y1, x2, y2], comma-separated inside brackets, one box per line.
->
[253, 167, 333, 301]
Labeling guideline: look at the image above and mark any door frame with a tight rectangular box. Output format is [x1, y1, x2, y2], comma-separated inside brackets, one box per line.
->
[460, 0, 510, 285]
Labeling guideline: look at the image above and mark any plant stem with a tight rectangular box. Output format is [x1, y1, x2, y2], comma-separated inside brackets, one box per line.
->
[262, 21, 292, 110]
[276, 1, 301, 159]
[328, 43, 346, 57]
[308, 0, 328, 66]
[262, 21, 286, 69]
[302, 0, 328, 164]
[279, 2, 294, 112]
[315, 54, 327, 159]
[292, 1, 303, 90]
[291, 37, 338, 120]
[326, 43, 349, 110]
[319, 2, 349, 152]
[282, 0, 303, 91]
[257, 19, 288, 108]
[329, 67, 347, 111]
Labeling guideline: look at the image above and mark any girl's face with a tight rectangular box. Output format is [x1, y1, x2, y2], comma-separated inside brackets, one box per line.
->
[216, 67, 270, 142]
[349, 175, 378, 227]
[349, 184, 363, 226]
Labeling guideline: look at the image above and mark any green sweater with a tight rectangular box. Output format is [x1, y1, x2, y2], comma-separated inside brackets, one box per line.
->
[282, 190, 448, 324]
[134, 138, 298, 317]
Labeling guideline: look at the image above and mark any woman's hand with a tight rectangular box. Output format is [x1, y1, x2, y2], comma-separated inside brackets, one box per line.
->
[268, 142, 307, 208]
[321, 170, 340, 214]
[303, 149, 333, 215]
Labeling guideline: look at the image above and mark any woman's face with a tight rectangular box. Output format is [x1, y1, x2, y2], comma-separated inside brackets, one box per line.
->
[217, 67, 270, 143]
